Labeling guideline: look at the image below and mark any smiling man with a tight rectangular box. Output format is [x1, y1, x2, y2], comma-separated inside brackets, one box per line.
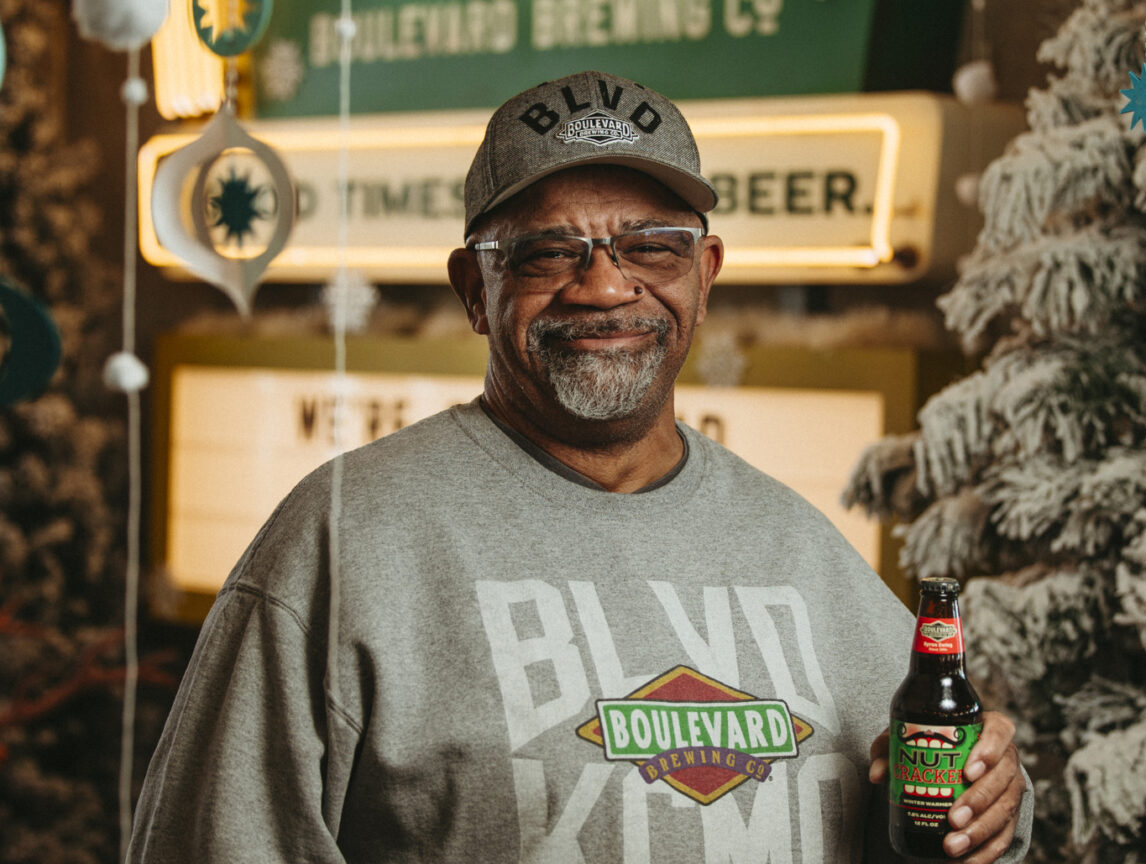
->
[128, 71, 1032, 864]
[448, 162, 721, 490]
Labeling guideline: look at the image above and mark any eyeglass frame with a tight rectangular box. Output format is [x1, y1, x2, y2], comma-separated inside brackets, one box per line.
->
[466, 226, 706, 285]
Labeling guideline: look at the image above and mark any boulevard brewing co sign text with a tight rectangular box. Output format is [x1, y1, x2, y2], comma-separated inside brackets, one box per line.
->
[251, 0, 898, 115]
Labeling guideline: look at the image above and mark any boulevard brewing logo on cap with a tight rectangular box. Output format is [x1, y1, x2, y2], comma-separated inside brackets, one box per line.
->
[556, 110, 640, 147]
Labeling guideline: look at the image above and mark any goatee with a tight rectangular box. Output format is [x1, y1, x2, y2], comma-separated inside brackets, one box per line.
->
[527, 317, 670, 421]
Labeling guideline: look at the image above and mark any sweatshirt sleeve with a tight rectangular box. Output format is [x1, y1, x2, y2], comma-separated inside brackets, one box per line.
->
[126, 583, 355, 863]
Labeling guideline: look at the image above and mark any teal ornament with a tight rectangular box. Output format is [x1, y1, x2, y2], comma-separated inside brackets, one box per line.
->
[192, 0, 272, 57]
[1120, 63, 1146, 131]
[0, 278, 62, 406]
[151, 104, 295, 316]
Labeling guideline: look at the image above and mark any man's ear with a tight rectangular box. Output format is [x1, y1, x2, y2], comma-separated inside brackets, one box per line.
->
[694, 234, 723, 327]
[447, 248, 489, 335]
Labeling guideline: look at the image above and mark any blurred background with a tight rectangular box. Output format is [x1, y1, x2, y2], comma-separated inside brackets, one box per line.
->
[3, 0, 1144, 861]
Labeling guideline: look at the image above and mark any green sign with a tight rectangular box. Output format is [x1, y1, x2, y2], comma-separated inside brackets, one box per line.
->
[251, 0, 964, 116]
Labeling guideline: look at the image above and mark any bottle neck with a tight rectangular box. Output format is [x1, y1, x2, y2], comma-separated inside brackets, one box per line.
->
[909, 592, 967, 674]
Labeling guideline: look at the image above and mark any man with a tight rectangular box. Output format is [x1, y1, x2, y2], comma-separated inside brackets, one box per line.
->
[129, 71, 1031, 863]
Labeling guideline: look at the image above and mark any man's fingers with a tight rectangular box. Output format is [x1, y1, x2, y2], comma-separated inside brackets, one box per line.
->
[945, 767, 1024, 863]
[868, 728, 890, 783]
[965, 711, 1015, 782]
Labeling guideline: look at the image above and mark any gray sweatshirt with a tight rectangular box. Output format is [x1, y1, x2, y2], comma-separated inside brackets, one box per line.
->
[128, 400, 1032, 862]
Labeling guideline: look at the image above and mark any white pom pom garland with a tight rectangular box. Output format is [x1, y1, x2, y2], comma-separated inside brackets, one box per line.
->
[335, 16, 358, 41]
[103, 351, 150, 393]
[952, 59, 998, 106]
[72, 0, 168, 51]
[955, 173, 982, 208]
[120, 76, 148, 106]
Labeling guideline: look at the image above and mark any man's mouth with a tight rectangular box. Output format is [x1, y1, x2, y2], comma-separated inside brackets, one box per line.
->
[529, 317, 670, 354]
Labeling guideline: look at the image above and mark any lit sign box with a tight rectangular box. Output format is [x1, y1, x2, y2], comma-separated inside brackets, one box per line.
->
[151, 333, 959, 621]
[138, 93, 1025, 285]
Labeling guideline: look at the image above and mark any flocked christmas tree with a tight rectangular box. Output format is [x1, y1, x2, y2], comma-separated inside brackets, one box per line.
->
[845, 0, 1146, 860]
[0, 2, 178, 861]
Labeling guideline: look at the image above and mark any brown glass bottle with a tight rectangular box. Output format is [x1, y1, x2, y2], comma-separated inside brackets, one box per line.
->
[888, 576, 982, 861]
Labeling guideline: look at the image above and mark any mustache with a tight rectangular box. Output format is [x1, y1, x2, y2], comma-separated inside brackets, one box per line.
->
[527, 316, 670, 348]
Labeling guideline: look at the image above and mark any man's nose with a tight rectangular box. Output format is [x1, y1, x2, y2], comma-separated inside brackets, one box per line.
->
[557, 245, 642, 307]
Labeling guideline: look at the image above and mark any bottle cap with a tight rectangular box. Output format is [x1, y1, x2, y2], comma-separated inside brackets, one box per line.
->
[919, 576, 961, 595]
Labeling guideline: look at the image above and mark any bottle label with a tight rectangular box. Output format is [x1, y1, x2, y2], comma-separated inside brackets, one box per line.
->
[889, 721, 982, 833]
[912, 617, 963, 655]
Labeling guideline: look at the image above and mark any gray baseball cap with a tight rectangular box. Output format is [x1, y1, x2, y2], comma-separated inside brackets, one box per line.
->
[463, 70, 718, 237]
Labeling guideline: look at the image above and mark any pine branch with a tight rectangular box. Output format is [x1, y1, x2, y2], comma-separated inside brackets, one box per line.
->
[941, 225, 1146, 353]
[0, 631, 179, 743]
[982, 448, 1146, 555]
[976, 117, 1133, 255]
[1036, 1, 1146, 93]
[897, 486, 993, 579]
[1065, 719, 1146, 846]
[963, 566, 1107, 690]
[841, 432, 926, 521]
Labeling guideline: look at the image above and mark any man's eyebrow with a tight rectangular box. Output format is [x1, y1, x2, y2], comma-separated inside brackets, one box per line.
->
[519, 218, 683, 237]
[619, 218, 683, 232]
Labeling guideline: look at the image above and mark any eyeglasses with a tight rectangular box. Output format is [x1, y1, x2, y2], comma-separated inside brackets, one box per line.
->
[468, 226, 704, 285]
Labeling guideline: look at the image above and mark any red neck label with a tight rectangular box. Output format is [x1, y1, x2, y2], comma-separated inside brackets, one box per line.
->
[913, 617, 963, 655]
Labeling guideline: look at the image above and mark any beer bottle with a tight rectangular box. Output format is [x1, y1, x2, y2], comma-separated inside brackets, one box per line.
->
[889, 576, 983, 860]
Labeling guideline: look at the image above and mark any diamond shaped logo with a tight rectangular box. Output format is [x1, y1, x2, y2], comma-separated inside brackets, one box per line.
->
[576, 666, 813, 805]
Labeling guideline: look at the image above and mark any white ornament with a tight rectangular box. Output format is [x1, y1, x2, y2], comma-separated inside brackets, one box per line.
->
[952, 59, 998, 105]
[335, 16, 358, 41]
[121, 76, 148, 106]
[955, 172, 981, 208]
[258, 40, 306, 103]
[322, 269, 377, 333]
[151, 104, 296, 317]
[103, 351, 150, 392]
[72, 0, 168, 51]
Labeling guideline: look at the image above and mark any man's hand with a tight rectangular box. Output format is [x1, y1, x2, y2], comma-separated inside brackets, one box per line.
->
[869, 711, 1025, 863]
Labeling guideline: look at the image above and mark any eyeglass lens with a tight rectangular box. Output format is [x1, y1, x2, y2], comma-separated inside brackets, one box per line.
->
[506, 229, 698, 282]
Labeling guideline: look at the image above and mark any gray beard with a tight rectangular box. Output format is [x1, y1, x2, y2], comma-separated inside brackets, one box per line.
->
[527, 317, 670, 421]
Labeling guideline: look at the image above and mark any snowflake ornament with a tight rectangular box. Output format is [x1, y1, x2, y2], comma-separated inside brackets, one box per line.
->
[695, 330, 748, 388]
[322, 269, 377, 333]
[1120, 63, 1146, 131]
[259, 39, 305, 102]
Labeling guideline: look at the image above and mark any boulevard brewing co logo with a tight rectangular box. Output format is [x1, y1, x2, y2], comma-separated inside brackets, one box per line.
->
[556, 110, 639, 147]
[576, 666, 813, 804]
[915, 617, 962, 655]
[919, 621, 957, 644]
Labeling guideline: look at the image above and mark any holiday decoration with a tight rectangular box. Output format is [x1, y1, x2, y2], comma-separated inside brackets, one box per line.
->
[71, 0, 168, 50]
[151, 103, 295, 316]
[258, 37, 305, 102]
[191, 0, 271, 56]
[954, 172, 981, 208]
[102, 351, 149, 393]
[844, 1, 1146, 861]
[149, 0, 292, 317]
[1, 3, 182, 861]
[952, 58, 999, 105]
[0, 278, 62, 406]
[322, 269, 377, 333]
[1120, 62, 1146, 130]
